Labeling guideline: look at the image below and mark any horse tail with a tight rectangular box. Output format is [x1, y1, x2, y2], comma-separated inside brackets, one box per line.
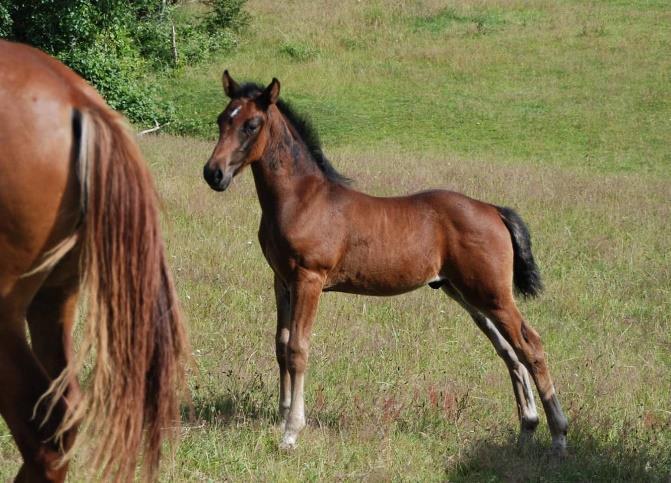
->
[496, 206, 544, 298]
[46, 106, 188, 481]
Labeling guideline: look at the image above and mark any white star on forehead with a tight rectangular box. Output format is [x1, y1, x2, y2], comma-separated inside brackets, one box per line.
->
[229, 106, 241, 119]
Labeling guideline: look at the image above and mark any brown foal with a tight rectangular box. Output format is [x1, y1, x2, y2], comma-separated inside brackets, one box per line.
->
[0, 40, 187, 481]
[203, 72, 568, 454]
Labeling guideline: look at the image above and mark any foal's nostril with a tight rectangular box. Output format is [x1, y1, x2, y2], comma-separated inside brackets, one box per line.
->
[203, 163, 229, 191]
[213, 168, 223, 185]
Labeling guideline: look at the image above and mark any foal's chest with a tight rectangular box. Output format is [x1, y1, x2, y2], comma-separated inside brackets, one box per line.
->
[257, 219, 297, 279]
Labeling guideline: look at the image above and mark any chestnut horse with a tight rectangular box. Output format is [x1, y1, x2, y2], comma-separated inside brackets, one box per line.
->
[0, 40, 187, 481]
[203, 72, 568, 454]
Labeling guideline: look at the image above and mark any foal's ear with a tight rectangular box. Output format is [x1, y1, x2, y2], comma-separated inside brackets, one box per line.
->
[261, 78, 280, 106]
[222, 70, 240, 98]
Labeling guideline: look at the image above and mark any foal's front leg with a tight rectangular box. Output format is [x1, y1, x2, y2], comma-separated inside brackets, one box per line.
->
[273, 275, 291, 427]
[280, 270, 323, 450]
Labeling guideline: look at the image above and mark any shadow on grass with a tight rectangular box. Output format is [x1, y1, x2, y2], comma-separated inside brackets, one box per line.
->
[181, 372, 277, 427]
[448, 424, 670, 482]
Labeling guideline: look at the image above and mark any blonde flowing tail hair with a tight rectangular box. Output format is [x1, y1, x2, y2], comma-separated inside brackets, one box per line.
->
[42, 105, 188, 481]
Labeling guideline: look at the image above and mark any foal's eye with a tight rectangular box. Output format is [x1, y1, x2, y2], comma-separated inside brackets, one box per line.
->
[243, 117, 261, 134]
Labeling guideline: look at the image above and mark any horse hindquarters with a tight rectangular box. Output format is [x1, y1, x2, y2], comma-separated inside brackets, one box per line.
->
[1, 41, 188, 479]
[0, 67, 83, 481]
[439, 203, 568, 453]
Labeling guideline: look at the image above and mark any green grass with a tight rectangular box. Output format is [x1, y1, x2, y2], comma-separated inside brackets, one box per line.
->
[1, 0, 670, 481]
[5, 135, 668, 480]
[149, 138, 671, 480]
[157, 0, 671, 177]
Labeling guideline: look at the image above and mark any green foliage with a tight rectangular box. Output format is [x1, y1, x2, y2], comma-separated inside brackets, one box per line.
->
[279, 41, 318, 62]
[0, 1, 12, 37]
[60, 30, 174, 125]
[0, 0, 248, 125]
[203, 0, 249, 33]
[6, 0, 95, 52]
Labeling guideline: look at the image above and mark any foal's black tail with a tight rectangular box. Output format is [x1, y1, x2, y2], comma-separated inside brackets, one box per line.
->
[496, 206, 543, 298]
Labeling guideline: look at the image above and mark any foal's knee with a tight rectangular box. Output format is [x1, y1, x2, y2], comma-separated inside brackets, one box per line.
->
[275, 328, 290, 364]
[287, 339, 308, 373]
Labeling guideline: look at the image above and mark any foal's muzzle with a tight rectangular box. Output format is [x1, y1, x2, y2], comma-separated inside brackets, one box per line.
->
[203, 163, 232, 192]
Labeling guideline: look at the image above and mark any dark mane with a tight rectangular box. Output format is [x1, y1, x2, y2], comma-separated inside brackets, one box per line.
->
[234, 82, 352, 185]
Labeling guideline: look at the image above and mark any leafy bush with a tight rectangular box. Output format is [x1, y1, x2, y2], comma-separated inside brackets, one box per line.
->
[59, 30, 172, 125]
[0, 1, 12, 37]
[203, 0, 249, 33]
[0, 0, 248, 126]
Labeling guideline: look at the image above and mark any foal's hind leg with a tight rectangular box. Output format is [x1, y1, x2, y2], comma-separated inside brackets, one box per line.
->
[273, 275, 292, 428]
[441, 286, 539, 443]
[486, 301, 568, 454]
[474, 316, 540, 444]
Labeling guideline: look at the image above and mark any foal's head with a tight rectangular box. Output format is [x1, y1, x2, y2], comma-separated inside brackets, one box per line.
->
[203, 71, 280, 191]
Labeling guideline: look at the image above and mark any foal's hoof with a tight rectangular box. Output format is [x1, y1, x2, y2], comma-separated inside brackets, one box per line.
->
[279, 440, 297, 451]
[551, 445, 568, 459]
[517, 428, 536, 448]
[516, 436, 535, 457]
[279, 433, 298, 451]
[550, 436, 568, 460]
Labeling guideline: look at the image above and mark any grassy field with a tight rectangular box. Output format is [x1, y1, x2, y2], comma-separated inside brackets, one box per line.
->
[159, 137, 670, 482]
[4, 146, 669, 480]
[160, 0, 670, 177]
[1, 0, 670, 481]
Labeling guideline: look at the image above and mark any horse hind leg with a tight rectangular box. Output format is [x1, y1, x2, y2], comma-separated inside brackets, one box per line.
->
[0, 305, 69, 482]
[26, 263, 82, 457]
[440, 284, 540, 444]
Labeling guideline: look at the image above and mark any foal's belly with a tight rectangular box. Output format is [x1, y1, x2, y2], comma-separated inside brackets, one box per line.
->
[324, 277, 435, 296]
[323, 243, 443, 296]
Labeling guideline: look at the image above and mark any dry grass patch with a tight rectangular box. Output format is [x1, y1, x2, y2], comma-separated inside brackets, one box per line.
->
[0, 132, 668, 480]
[154, 135, 669, 480]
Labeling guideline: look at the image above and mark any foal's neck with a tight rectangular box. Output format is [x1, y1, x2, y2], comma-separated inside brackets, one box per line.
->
[251, 108, 327, 213]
